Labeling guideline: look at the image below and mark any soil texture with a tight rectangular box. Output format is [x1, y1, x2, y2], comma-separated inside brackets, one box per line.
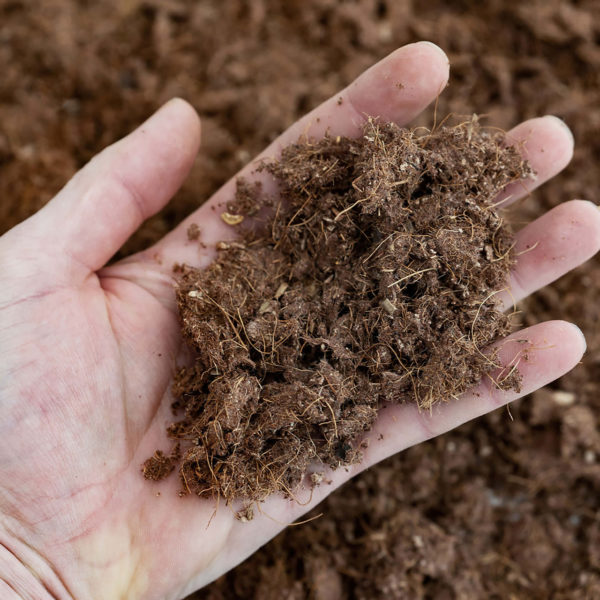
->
[144, 120, 526, 503]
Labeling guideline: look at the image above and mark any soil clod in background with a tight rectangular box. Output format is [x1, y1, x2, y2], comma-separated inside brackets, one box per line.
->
[144, 118, 531, 504]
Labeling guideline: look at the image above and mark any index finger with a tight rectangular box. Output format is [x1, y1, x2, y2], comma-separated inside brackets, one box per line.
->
[140, 42, 450, 276]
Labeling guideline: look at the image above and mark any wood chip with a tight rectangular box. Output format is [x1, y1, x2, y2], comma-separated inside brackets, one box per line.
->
[552, 390, 576, 406]
[259, 300, 273, 314]
[381, 298, 396, 315]
[274, 282, 289, 299]
[221, 212, 244, 226]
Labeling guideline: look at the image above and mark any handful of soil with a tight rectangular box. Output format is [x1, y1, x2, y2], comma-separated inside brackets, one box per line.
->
[144, 118, 532, 504]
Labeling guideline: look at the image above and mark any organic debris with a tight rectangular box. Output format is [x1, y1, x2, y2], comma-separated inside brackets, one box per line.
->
[144, 118, 531, 504]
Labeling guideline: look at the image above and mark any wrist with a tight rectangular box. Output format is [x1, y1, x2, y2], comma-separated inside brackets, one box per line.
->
[0, 527, 74, 600]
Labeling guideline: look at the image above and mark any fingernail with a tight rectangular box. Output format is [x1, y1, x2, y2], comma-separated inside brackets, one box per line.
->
[544, 115, 574, 146]
[147, 98, 183, 121]
[416, 41, 449, 61]
[567, 322, 587, 354]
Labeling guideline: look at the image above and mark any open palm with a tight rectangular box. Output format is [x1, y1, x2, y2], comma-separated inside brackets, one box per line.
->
[1, 42, 599, 600]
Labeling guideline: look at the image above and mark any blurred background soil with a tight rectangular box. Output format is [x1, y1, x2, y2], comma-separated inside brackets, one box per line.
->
[1, 0, 599, 597]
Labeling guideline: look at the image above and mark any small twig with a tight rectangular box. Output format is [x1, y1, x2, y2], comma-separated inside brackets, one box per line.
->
[388, 267, 435, 288]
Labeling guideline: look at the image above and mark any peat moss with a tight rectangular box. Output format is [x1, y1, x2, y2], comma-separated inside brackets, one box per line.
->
[144, 118, 532, 505]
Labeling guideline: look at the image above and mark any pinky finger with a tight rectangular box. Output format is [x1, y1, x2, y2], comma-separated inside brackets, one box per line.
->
[239, 320, 585, 551]
[352, 319, 586, 471]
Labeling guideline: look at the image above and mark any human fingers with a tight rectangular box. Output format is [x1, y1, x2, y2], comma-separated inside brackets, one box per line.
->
[497, 200, 600, 310]
[151, 99, 569, 279]
[497, 115, 573, 207]
[224, 320, 585, 571]
[140, 42, 450, 277]
[353, 320, 585, 467]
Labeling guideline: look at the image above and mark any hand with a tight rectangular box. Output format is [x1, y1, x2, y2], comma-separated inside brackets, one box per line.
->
[1, 41, 599, 600]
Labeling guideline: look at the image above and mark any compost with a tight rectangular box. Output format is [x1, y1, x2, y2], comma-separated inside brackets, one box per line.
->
[144, 119, 527, 503]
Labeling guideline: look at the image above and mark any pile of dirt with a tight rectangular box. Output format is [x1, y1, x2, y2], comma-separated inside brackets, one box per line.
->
[2, 0, 600, 598]
[144, 119, 527, 504]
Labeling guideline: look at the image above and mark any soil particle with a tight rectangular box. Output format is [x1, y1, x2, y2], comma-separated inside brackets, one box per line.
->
[145, 118, 529, 504]
[187, 223, 201, 241]
[142, 444, 181, 481]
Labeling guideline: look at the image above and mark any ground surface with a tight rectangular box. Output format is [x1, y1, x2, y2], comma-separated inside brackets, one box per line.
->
[1, 0, 599, 598]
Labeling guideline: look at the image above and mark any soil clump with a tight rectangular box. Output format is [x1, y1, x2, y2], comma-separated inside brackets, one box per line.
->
[144, 119, 529, 503]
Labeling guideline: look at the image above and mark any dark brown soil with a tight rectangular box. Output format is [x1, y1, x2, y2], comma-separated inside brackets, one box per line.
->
[144, 120, 526, 504]
[2, 1, 600, 598]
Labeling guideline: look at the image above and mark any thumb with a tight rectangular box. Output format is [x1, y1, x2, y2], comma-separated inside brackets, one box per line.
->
[6, 98, 201, 278]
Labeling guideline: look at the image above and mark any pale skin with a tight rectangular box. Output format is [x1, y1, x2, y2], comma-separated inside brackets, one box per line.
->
[1, 42, 599, 600]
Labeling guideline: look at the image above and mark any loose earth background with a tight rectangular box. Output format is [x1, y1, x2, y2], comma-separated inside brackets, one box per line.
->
[1, 1, 598, 598]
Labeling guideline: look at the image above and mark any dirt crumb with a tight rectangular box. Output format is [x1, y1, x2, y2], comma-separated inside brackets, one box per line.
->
[142, 444, 181, 481]
[147, 118, 530, 504]
[187, 223, 201, 241]
[235, 505, 255, 522]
